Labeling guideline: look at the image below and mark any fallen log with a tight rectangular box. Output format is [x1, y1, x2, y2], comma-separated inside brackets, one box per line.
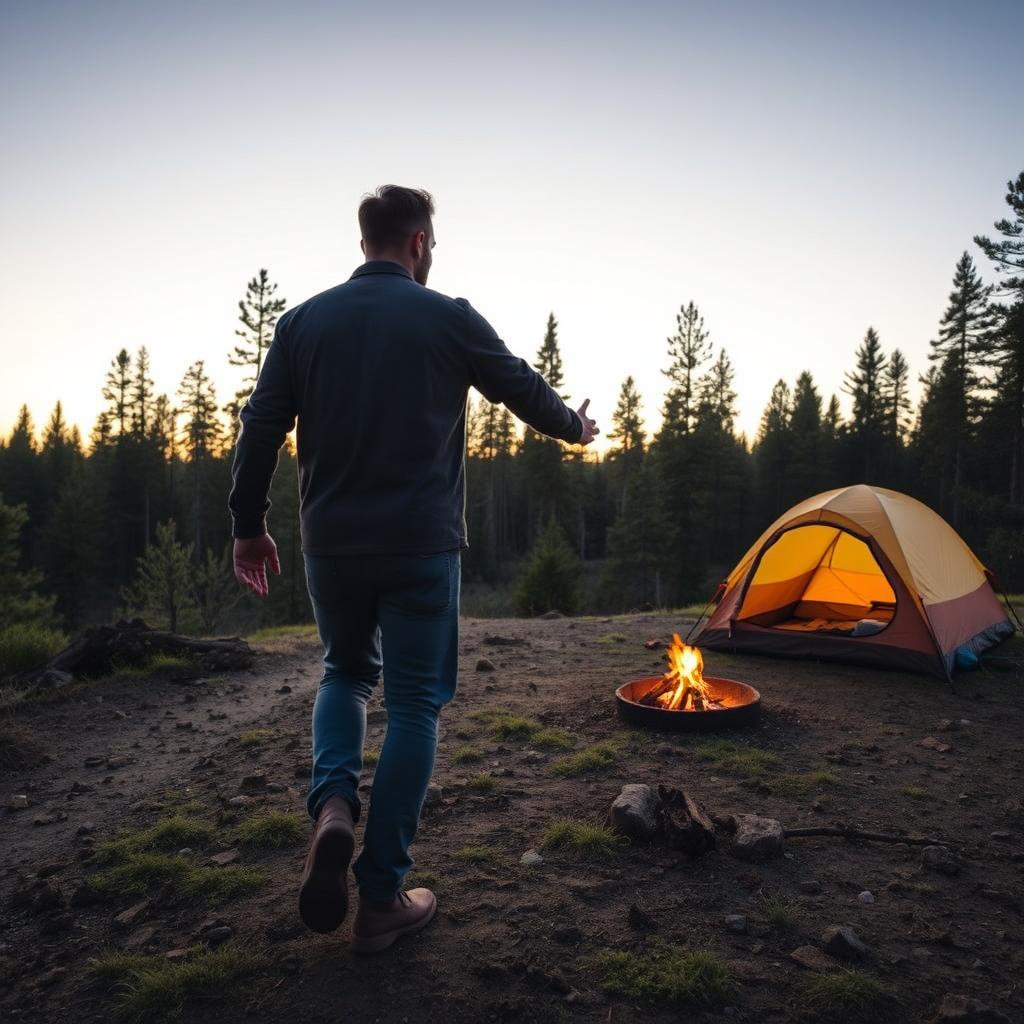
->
[657, 785, 716, 856]
[782, 825, 944, 847]
[27, 618, 255, 681]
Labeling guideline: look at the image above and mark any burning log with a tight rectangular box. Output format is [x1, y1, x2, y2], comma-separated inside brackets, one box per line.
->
[657, 786, 717, 856]
[639, 634, 725, 712]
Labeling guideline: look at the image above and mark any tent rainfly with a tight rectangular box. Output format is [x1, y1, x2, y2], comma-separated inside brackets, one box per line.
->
[695, 484, 1014, 679]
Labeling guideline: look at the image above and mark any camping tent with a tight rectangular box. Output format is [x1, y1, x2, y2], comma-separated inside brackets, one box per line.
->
[695, 484, 1014, 679]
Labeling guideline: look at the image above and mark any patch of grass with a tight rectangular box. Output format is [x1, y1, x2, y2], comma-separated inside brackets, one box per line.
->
[87, 851, 194, 891]
[592, 945, 737, 1006]
[89, 941, 268, 1022]
[595, 632, 629, 645]
[533, 727, 575, 751]
[363, 747, 380, 767]
[0, 718, 48, 769]
[246, 623, 318, 642]
[808, 769, 840, 786]
[452, 744, 485, 764]
[550, 741, 619, 777]
[405, 870, 439, 889]
[692, 739, 781, 781]
[232, 810, 307, 849]
[908, 882, 935, 894]
[902, 785, 932, 800]
[761, 893, 795, 930]
[464, 772, 498, 794]
[803, 970, 891, 1014]
[147, 654, 191, 672]
[94, 817, 216, 863]
[107, 654, 191, 681]
[488, 714, 541, 741]
[87, 852, 265, 904]
[541, 818, 625, 859]
[453, 844, 499, 863]
[238, 729, 275, 747]
[0, 623, 67, 678]
[774, 769, 840, 797]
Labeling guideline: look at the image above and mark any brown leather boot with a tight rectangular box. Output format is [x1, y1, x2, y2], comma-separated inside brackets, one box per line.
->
[350, 887, 437, 954]
[298, 795, 355, 933]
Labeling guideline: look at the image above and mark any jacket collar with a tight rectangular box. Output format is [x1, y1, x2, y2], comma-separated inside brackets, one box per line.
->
[349, 260, 414, 281]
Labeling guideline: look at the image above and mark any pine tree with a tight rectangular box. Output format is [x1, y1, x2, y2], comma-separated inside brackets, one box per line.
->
[121, 519, 198, 633]
[534, 313, 567, 398]
[842, 327, 888, 482]
[189, 546, 242, 634]
[974, 170, 1024, 300]
[101, 349, 133, 437]
[177, 361, 223, 554]
[788, 372, 822, 502]
[230, 269, 287, 388]
[881, 348, 912, 443]
[513, 516, 580, 616]
[754, 379, 793, 514]
[0, 496, 57, 627]
[929, 253, 996, 526]
[661, 302, 712, 438]
[131, 345, 155, 436]
[698, 349, 738, 432]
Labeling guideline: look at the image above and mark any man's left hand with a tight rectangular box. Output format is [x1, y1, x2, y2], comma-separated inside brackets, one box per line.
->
[234, 533, 281, 597]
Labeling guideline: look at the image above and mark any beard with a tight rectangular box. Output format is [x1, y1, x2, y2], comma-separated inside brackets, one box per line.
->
[413, 257, 430, 286]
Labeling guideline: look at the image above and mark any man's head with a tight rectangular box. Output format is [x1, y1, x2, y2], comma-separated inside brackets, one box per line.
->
[358, 185, 435, 285]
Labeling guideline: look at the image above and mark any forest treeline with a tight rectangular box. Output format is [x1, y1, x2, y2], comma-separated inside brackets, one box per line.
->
[1, 172, 1022, 643]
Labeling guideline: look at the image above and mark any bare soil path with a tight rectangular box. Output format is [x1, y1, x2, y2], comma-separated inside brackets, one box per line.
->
[2, 615, 1023, 1024]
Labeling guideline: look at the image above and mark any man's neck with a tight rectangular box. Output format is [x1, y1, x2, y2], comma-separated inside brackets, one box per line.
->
[364, 253, 414, 277]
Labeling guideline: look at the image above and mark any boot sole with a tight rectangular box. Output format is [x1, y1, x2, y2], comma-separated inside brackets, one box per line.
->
[350, 894, 437, 954]
[298, 824, 355, 933]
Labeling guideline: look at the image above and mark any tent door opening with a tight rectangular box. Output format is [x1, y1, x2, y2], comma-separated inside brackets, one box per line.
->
[736, 523, 897, 638]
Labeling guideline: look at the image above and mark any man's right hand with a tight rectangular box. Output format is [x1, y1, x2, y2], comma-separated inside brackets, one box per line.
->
[576, 398, 600, 445]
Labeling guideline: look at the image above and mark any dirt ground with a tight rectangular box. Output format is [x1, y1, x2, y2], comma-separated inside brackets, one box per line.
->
[2, 613, 1023, 1024]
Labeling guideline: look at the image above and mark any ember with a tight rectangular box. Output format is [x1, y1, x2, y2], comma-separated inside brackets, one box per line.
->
[639, 634, 725, 712]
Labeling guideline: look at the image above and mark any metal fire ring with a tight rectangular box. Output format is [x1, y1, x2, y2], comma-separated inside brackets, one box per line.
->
[615, 676, 762, 732]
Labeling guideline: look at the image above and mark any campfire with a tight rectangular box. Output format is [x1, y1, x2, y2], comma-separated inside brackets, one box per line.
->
[615, 634, 761, 732]
[639, 634, 725, 712]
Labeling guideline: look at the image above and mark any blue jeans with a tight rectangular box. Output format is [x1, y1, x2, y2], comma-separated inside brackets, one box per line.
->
[302, 550, 460, 901]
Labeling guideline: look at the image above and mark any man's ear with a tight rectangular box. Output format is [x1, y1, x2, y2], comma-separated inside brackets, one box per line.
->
[360, 238, 366, 256]
[412, 229, 425, 259]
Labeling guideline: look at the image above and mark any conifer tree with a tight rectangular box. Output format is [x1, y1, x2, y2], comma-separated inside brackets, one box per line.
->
[177, 361, 222, 554]
[513, 516, 580, 616]
[229, 269, 287, 401]
[789, 371, 822, 502]
[131, 345, 155, 436]
[0, 496, 56, 627]
[534, 313, 567, 398]
[102, 348, 133, 437]
[660, 302, 711, 438]
[754, 379, 793, 514]
[974, 170, 1024, 300]
[881, 348, 912, 442]
[842, 327, 887, 482]
[189, 546, 242, 634]
[698, 349, 738, 432]
[121, 519, 197, 633]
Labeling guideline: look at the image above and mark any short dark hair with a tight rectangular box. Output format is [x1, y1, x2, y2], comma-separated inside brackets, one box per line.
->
[358, 185, 434, 250]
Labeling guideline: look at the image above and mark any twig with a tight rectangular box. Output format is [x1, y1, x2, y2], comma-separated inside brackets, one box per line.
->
[783, 825, 944, 847]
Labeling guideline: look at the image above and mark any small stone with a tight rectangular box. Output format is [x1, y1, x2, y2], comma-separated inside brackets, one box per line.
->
[209, 849, 240, 867]
[989, 831, 1012, 841]
[821, 925, 869, 960]
[227, 795, 252, 808]
[799, 880, 822, 895]
[202, 925, 234, 946]
[164, 948, 191, 961]
[35, 966, 67, 987]
[790, 945, 835, 971]
[932, 993, 1009, 1023]
[922, 845, 960, 875]
[936, 719, 957, 732]
[522, 751, 545, 765]
[239, 774, 267, 791]
[265, 782, 286, 793]
[114, 899, 150, 929]
[919, 737, 952, 753]
[520, 849, 544, 867]
[37, 861, 66, 878]
[275, 684, 292, 694]
[609, 784, 660, 841]
[6, 794, 29, 811]
[84, 755, 105, 767]
[106, 755, 132, 769]
[858, 890, 875, 905]
[475, 658, 496, 672]
[724, 914, 747, 934]
[125, 924, 157, 949]
[424, 783, 443, 807]
[730, 814, 784, 862]
[31, 881, 64, 913]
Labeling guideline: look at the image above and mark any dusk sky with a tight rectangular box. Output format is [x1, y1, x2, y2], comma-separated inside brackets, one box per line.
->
[2, 0, 1022, 448]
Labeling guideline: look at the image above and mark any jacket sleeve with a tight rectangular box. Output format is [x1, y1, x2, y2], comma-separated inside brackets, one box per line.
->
[227, 318, 297, 539]
[455, 298, 583, 443]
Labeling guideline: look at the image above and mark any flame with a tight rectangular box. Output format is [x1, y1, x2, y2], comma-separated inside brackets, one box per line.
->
[657, 633, 712, 711]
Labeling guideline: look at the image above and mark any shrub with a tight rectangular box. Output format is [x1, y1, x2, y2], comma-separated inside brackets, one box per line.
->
[513, 517, 580, 616]
[593, 946, 736, 1005]
[0, 623, 67, 678]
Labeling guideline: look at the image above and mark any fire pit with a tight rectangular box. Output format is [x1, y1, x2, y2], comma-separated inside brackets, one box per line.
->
[616, 634, 761, 732]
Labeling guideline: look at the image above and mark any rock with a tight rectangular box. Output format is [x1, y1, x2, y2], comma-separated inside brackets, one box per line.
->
[35, 965, 67, 987]
[239, 774, 267, 792]
[821, 925, 870, 961]
[124, 924, 157, 950]
[202, 925, 233, 946]
[366, 708, 387, 724]
[552, 925, 582, 944]
[37, 861, 66, 879]
[33, 669, 72, 690]
[520, 849, 544, 867]
[209, 849, 240, 867]
[114, 899, 151, 929]
[989, 831, 1012, 841]
[84, 755, 105, 767]
[799, 879, 822, 895]
[275, 684, 292, 694]
[730, 814, 784, 862]
[106, 755, 132, 769]
[724, 914, 748, 934]
[70, 882, 108, 907]
[31, 881, 64, 914]
[6, 794, 29, 811]
[522, 751, 545, 765]
[919, 737, 952, 753]
[858, 890, 875, 904]
[608, 784, 660, 841]
[164, 947, 191, 961]
[932, 993, 1009, 1023]
[790, 945, 836, 971]
[627, 903, 657, 930]
[475, 658, 496, 672]
[922, 845, 960, 875]
[227, 795, 252, 808]
[424, 783, 443, 807]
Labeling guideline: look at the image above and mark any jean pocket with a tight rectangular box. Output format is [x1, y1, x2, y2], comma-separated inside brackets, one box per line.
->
[391, 553, 452, 616]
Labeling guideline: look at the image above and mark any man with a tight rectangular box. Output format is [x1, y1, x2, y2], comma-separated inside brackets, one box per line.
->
[228, 185, 599, 954]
